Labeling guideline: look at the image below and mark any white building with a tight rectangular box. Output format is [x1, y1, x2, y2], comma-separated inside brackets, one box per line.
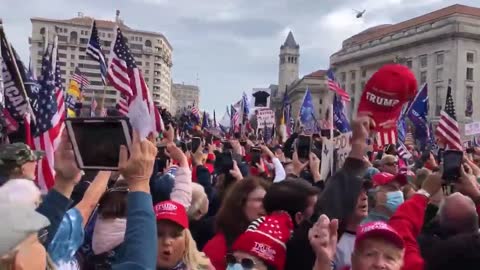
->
[171, 83, 200, 115]
[330, 4, 480, 133]
[29, 13, 173, 110]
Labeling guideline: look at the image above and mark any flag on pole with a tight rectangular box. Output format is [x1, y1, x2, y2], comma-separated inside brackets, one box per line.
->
[407, 83, 429, 146]
[116, 93, 129, 116]
[333, 94, 350, 133]
[326, 68, 350, 102]
[1, 27, 35, 139]
[435, 83, 462, 150]
[72, 67, 90, 87]
[86, 21, 107, 85]
[32, 40, 64, 191]
[201, 111, 209, 129]
[213, 110, 217, 128]
[299, 88, 316, 133]
[107, 27, 162, 135]
[279, 90, 292, 141]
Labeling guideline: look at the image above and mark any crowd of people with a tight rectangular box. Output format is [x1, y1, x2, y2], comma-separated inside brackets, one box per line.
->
[1, 115, 480, 270]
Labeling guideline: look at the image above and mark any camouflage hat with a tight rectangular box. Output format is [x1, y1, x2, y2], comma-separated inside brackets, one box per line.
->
[0, 143, 45, 166]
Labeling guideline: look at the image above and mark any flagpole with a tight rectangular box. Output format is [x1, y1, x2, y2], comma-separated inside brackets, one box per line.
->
[329, 102, 334, 173]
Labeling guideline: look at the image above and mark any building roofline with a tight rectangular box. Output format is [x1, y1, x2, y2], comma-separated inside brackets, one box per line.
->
[343, 4, 480, 46]
[31, 16, 173, 50]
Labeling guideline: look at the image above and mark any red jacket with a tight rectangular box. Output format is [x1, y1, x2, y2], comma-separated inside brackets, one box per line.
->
[203, 232, 228, 270]
[388, 194, 427, 270]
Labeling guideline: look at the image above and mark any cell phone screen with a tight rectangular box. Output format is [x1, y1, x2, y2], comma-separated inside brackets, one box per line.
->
[219, 152, 234, 174]
[251, 147, 262, 165]
[66, 118, 131, 170]
[297, 135, 311, 160]
[442, 150, 463, 182]
[192, 137, 202, 152]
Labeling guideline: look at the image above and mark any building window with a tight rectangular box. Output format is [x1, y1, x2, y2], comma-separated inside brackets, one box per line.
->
[360, 81, 366, 90]
[467, 67, 474, 81]
[341, 84, 346, 90]
[340, 72, 346, 82]
[71, 54, 75, 60]
[361, 69, 367, 78]
[40, 27, 46, 35]
[435, 86, 443, 116]
[350, 71, 356, 81]
[145, 40, 152, 47]
[350, 83, 356, 93]
[467, 52, 475, 63]
[406, 59, 413, 69]
[145, 70, 149, 74]
[420, 55, 428, 68]
[435, 68, 443, 81]
[436, 53, 444, 65]
[70, 63, 75, 68]
[319, 99, 323, 105]
[466, 86, 473, 117]
[420, 71, 427, 84]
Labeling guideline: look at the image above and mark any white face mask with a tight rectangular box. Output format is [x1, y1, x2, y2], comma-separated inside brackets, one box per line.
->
[92, 217, 127, 254]
[227, 263, 250, 270]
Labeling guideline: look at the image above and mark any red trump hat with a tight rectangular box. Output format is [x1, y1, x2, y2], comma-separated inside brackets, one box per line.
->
[357, 64, 417, 146]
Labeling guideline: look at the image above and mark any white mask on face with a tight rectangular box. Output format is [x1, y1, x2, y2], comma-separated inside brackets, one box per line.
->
[92, 217, 127, 254]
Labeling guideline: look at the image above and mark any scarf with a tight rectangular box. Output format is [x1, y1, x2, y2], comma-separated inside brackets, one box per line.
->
[92, 217, 127, 255]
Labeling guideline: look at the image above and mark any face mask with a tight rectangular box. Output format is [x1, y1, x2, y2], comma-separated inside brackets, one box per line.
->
[385, 191, 404, 213]
[227, 263, 246, 270]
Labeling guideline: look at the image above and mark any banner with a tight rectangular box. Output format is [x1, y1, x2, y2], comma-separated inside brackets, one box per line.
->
[465, 121, 480, 136]
[333, 132, 352, 169]
[256, 108, 275, 129]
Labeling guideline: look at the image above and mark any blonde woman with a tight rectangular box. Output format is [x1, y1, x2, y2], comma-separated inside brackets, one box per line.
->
[154, 200, 213, 270]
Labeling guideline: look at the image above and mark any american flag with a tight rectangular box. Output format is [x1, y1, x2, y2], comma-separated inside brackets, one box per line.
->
[375, 130, 397, 148]
[397, 141, 412, 160]
[435, 84, 463, 150]
[32, 42, 65, 191]
[116, 93, 129, 116]
[326, 68, 350, 102]
[191, 101, 200, 117]
[72, 67, 90, 88]
[86, 21, 107, 84]
[107, 27, 162, 133]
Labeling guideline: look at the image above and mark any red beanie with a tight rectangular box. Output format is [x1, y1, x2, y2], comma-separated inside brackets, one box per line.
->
[358, 64, 417, 146]
[232, 212, 293, 270]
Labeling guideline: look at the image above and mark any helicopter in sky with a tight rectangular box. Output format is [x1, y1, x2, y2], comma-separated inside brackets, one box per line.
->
[353, 9, 366, 18]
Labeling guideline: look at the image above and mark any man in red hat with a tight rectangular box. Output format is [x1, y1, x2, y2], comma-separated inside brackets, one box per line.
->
[309, 215, 405, 270]
[363, 172, 407, 223]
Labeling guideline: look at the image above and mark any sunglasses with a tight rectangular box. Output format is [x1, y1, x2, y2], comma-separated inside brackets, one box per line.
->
[226, 254, 255, 269]
[385, 162, 398, 166]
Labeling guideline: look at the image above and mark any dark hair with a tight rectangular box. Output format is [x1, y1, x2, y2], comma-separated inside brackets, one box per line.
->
[263, 179, 319, 224]
[97, 180, 129, 219]
[425, 233, 480, 270]
[0, 161, 21, 178]
[215, 176, 270, 247]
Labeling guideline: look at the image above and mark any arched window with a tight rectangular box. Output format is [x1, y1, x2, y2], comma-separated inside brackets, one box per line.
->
[145, 40, 152, 47]
[70, 31, 78, 44]
[40, 27, 46, 35]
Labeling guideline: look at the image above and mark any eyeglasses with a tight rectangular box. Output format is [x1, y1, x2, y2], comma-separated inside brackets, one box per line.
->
[226, 254, 255, 269]
[385, 162, 398, 166]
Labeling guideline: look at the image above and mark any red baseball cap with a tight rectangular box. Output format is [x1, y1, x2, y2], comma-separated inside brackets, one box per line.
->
[154, 200, 189, 229]
[355, 221, 404, 249]
[358, 64, 417, 142]
[372, 172, 395, 187]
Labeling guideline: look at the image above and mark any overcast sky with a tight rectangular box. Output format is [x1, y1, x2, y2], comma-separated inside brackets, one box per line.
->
[2, 0, 478, 113]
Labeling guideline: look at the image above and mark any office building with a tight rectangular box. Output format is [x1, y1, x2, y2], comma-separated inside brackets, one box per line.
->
[29, 13, 173, 110]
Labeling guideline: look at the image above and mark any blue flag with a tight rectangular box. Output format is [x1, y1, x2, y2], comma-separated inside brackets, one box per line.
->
[397, 109, 407, 143]
[407, 84, 429, 145]
[201, 111, 209, 129]
[333, 94, 350, 133]
[299, 89, 315, 133]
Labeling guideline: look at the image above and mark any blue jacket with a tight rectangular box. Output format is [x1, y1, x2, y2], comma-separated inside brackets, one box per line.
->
[36, 189, 72, 247]
[113, 192, 157, 270]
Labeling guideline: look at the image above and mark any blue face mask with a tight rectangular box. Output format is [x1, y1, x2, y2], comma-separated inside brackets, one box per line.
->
[227, 263, 246, 270]
[385, 191, 404, 213]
